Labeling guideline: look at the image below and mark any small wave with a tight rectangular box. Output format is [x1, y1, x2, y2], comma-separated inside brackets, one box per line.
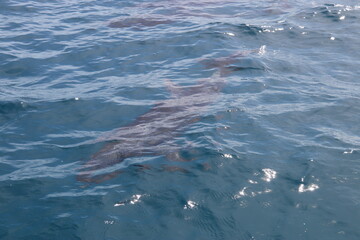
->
[0, 159, 78, 182]
[0, 101, 31, 115]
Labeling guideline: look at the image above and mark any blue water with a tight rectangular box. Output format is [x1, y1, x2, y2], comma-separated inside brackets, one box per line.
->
[1, 0, 360, 239]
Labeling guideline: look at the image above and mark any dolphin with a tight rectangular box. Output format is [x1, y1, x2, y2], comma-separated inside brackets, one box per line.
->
[77, 48, 265, 183]
[108, 17, 174, 28]
[77, 72, 224, 183]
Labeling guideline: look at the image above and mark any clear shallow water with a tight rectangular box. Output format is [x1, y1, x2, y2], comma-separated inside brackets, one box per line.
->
[1, 0, 360, 239]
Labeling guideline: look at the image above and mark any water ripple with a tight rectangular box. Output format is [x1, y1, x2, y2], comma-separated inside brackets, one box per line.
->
[1, 0, 360, 239]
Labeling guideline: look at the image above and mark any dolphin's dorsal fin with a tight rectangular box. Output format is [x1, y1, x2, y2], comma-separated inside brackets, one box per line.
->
[164, 78, 185, 98]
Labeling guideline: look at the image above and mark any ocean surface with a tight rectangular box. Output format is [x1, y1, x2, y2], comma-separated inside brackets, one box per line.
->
[1, 0, 360, 239]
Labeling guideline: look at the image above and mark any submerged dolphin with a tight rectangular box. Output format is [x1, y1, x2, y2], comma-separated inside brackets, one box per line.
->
[77, 73, 224, 182]
[77, 48, 265, 183]
[108, 17, 174, 28]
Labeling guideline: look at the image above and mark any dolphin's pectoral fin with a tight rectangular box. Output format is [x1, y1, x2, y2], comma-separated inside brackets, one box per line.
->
[161, 163, 210, 173]
[131, 164, 152, 171]
[166, 151, 195, 162]
[159, 150, 195, 173]
[161, 165, 189, 173]
[162, 151, 212, 173]
[201, 162, 211, 171]
[187, 116, 201, 125]
[77, 169, 124, 184]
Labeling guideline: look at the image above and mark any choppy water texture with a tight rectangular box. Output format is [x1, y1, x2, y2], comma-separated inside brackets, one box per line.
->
[1, 0, 360, 239]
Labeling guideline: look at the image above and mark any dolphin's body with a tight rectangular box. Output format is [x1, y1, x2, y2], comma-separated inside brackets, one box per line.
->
[108, 17, 173, 28]
[77, 48, 265, 183]
[77, 72, 224, 182]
